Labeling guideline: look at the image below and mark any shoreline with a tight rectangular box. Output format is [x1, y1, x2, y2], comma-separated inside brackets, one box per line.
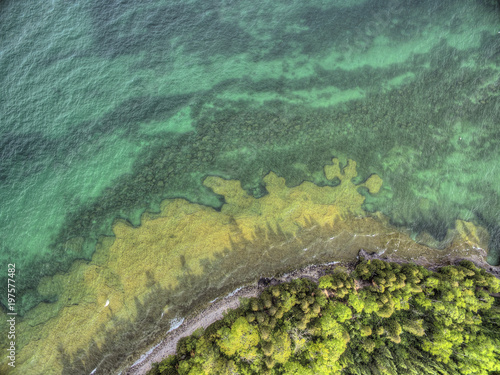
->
[122, 250, 499, 375]
[122, 285, 260, 375]
[121, 261, 340, 375]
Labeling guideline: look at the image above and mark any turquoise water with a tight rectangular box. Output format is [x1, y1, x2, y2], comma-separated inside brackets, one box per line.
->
[1, 0, 500, 371]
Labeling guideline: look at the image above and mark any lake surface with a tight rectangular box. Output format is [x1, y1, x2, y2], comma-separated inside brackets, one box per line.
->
[1, 0, 500, 373]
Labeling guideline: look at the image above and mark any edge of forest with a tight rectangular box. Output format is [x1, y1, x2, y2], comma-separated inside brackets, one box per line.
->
[122, 249, 500, 375]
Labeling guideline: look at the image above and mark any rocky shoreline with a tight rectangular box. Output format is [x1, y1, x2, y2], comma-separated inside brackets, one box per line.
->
[122, 249, 499, 375]
[121, 261, 342, 375]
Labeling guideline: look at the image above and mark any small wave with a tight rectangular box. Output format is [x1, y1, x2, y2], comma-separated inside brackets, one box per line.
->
[130, 317, 185, 368]
[167, 317, 185, 333]
[131, 341, 162, 368]
[226, 286, 243, 298]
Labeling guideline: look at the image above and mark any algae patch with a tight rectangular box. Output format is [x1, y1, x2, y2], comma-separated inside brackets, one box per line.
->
[0, 159, 492, 375]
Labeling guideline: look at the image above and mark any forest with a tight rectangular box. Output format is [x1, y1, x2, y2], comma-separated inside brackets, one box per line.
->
[148, 258, 500, 375]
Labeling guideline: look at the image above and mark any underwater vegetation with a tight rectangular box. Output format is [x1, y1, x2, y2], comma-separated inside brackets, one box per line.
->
[3, 0, 500, 320]
[1, 158, 495, 374]
[1, 0, 500, 374]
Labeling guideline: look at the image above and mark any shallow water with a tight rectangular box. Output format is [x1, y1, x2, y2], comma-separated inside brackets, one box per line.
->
[1, 0, 500, 373]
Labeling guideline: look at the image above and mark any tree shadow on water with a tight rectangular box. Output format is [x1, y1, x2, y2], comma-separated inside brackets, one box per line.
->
[57, 219, 336, 374]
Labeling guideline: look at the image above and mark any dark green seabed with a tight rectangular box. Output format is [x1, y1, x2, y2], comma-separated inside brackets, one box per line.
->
[1, 0, 500, 373]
